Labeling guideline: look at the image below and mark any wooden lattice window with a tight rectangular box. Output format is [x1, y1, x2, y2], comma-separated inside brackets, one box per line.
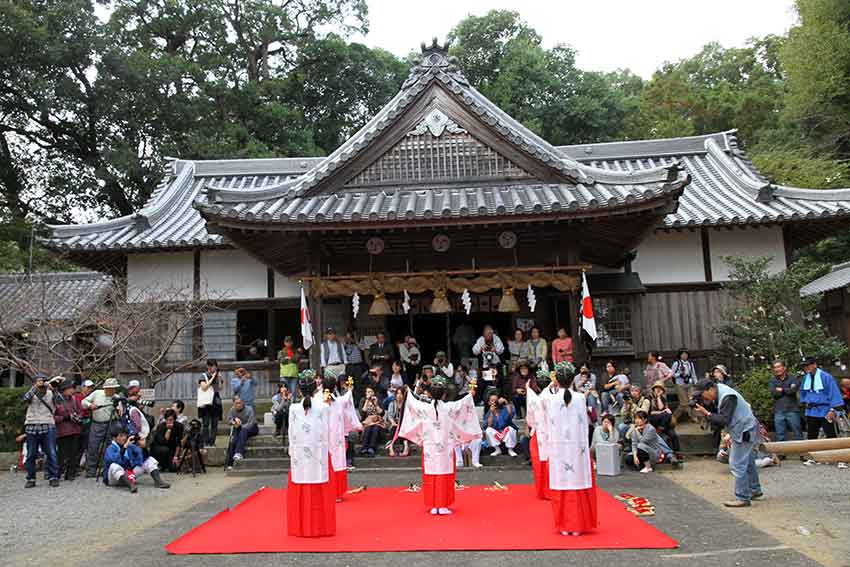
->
[346, 131, 533, 188]
[594, 296, 633, 350]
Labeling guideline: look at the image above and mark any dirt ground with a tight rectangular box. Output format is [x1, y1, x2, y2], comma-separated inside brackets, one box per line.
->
[661, 457, 850, 567]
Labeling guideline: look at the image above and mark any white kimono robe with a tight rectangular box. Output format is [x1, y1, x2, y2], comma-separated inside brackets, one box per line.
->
[545, 390, 592, 491]
[399, 393, 482, 475]
[526, 386, 550, 463]
[327, 390, 362, 472]
[288, 402, 330, 484]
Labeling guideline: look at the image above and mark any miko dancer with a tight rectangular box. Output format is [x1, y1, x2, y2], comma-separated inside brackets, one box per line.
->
[319, 368, 362, 502]
[544, 362, 597, 536]
[526, 367, 563, 499]
[287, 371, 335, 537]
[398, 376, 480, 515]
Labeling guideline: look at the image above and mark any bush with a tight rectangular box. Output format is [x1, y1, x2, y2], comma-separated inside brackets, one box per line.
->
[736, 366, 775, 426]
[0, 387, 27, 452]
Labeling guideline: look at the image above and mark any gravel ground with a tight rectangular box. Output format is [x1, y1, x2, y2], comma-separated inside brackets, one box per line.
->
[662, 457, 850, 567]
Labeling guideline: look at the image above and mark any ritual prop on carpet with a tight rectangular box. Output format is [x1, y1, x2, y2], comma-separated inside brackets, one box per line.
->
[166, 484, 677, 555]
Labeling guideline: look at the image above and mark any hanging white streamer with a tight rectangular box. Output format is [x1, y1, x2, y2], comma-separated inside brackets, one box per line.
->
[461, 288, 472, 315]
[527, 284, 537, 313]
[352, 292, 360, 318]
[402, 289, 411, 314]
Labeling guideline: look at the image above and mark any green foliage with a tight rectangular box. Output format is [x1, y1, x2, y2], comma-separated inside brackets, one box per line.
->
[715, 256, 846, 373]
[0, 387, 27, 453]
[735, 366, 775, 425]
[751, 146, 850, 189]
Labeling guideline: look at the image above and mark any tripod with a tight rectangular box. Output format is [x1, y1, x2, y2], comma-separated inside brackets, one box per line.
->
[176, 436, 206, 477]
[93, 404, 119, 483]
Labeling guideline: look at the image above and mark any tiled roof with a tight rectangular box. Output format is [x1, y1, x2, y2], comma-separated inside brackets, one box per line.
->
[800, 262, 850, 297]
[0, 272, 112, 332]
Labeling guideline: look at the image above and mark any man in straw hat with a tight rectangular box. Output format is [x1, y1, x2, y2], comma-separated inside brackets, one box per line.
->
[82, 377, 120, 478]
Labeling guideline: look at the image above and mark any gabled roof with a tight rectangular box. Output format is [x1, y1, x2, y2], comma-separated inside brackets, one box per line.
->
[800, 261, 850, 297]
[0, 272, 112, 332]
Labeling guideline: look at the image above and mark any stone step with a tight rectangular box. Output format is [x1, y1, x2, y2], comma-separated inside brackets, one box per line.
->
[216, 424, 276, 436]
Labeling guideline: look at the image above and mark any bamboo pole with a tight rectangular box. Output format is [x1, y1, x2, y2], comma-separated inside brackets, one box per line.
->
[762, 437, 850, 455]
[807, 448, 850, 463]
[300, 264, 592, 282]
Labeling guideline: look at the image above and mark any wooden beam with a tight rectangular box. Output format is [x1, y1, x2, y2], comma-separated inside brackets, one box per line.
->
[301, 264, 591, 281]
[701, 228, 713, 282]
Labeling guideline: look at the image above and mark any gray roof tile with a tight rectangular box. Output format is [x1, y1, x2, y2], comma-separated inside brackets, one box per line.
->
[801, 262, 850, 297]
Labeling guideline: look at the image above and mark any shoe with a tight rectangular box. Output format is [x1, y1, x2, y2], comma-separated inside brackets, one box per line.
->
[560, 531, 569, 536]
[490, 448, 502, 457]
[639, 466, 653, 474]
[117, 475, 137, 493]
[233, 453, 244, 462]
[438, 507, 453, 515]
[472, 462, 483, 469]
[723, 500, 751, 508]
[751, 492, 765, 500]
[803, 459, 817, 466]
[49, 479, 60, 487]
[151, 470, 171, 489]
[838, 462, 848, 469]
[429, 508, 439, 515]
[507, 449, 518, 457]
[347, 465, 356, 472]
[24, 480, 36, 488]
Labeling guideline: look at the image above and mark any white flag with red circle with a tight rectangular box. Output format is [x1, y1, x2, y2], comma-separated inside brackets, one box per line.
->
[300, 286, 314, 350]
[580, 272, 597, 341]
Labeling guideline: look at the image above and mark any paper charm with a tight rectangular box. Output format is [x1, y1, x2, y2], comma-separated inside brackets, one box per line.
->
[461, 288, 472, 315]
[527, 283, 537, 312]
[352, 292, 360, 318]
[402, 289, 411, 314]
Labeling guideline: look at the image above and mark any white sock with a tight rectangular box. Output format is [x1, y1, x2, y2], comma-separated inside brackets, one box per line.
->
[438, 507, 452, 515]
[429, 508, 438, 515]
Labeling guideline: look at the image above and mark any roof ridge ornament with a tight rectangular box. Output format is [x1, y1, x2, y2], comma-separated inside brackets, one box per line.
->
[402, 37, 469, 89]
[409, 108, 467, 137]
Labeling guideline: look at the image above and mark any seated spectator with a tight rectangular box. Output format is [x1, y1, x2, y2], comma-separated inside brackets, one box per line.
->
[158, 400, 188, 425]
[484, 391, 518, 457]
[389, 361, 406, 392]
[590, 414, 620, 458]
[455, 436, 483, 469]
[453, 365, 473, 399]
[271, 383, 292, 438]
[600, 361, 630, 415]
[104, 425, 169, 491]
[618, 385, 650, 440]
[22, 374, 60, 488]
[649, 381, 681, 453]
[150, 409, 185, 472]
[231, 367, 256, 412]
[414, 365, 435, 399]
[840, 377, 850, 414]
[510, 360, 531, 418]
[572, 363, 599, 419]
[507, 328, 529, 374]
[385, 387, 409, 457]
[226, 396, 258, 465]
[54, 379, 83, 482]
[360, 386, 384, 457]
[627, 411, 665, 473]
[359, 363, 387, 404]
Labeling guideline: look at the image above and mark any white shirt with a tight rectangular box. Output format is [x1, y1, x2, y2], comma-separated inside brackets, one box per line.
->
[288, 401, 330, 484]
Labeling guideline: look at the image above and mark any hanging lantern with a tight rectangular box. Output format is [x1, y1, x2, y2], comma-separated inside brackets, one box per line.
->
[368, 292, 393, 315]
[430, 288, 451, 313]
[498, 286, 520, 313]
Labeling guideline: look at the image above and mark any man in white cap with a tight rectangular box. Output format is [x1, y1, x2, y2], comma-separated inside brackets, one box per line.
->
[82, 378, 120, 478]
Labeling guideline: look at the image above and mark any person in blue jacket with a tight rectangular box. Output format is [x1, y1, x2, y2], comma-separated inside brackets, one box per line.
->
[103, 426, 170, 492]
[800, 357, 845, 442]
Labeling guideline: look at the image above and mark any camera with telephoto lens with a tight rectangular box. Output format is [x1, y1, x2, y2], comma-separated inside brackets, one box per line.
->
[112, 394, 129, 408]
[184, 418, 203, 449]
[135, 399, 155, 408]
[482, 351, 498, 367]
[688, 393, 702, 409]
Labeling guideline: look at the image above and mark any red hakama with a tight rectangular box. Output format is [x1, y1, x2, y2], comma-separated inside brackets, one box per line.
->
[286, 471, 336, 537]
[549, 462, 598, 534]
[422, 456, 456, 509]
[530, 432, 550, 500]
[334, 469, 348, 499]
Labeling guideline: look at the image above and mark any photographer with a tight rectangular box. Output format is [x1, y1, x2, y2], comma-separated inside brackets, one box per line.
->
[484, 391, 518, 457]
[359, 363, 387, 404]
[434, 351, 453, 382]
[54, 379, 83, 481]
[22, 374, 61, 488]
[473, 325, 505, 392]
[150, 409, 185, 472]
[226, 395, 258, 465]
[231, 367, 256, 412]
[692, 378, 762, 507]
[158, 399, 188, 426]
[82, 377, 120, 478]
[271, 382, 292, 438]
[104, 425, 170, 492]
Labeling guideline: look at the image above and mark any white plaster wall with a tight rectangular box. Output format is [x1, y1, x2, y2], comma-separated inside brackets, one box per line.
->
[127, 252, 194, 301]
[632, 230, 705, 284]
[274, 271, 301, 298]
[709, 226, 786, 281]
[200, 249, 268, 300]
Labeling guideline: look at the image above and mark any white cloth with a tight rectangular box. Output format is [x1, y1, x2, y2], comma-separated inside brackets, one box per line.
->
[326, 390, 362, 472]
[485, 426, 517, 449]
[399, 392, 481, 475]
[288, 401, 330, 484]
[107, 457, 158, 485]
[526, 386, 550, 462]
[545, 390, 592, 490]
[454, 439, 482, 467]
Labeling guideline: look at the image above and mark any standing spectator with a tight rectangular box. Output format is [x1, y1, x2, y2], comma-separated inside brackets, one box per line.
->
[712, 364, 734, 389]
[197, 360, 221, 447]
[799, 357, 844, 444]
[82, 377, 120, 478]
[226, 396, 258, 465]
[149, 410, 185, 472]
[74, 379, 94, 467]
[526, 327, 548, 370]
[398, 335, 421, 384]
[507, 328, 529, 373]
[231, 367, 255, 412]
[54, 379, 83, 481]
[271, 383, 292, 438]
[551, 327, 574, 364]
[472, 325, 505, 388]
[484, 391, 518, 457]
[768, 359, 802, 443]
[572, 363, 599, 419]
[278, 336, 299, 398]
[321, 328, 347, 378]
[22, 375, 61, 487]
[599, 361, 630, 414]
[368, 331, 394, 377]
[671, 349, 698, 421]
[510, 360, 531, 418]
[644, 351, 673, 385]
[649, 381, 681, 452]
[344, 331, 367, 384]
[692, 379, 762, 507]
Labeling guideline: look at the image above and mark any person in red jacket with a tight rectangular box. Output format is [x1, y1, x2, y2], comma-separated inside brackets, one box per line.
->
[54, 380, 84, 481]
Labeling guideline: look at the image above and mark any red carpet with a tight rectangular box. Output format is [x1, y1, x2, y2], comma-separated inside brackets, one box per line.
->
[166, 484, 677, 554]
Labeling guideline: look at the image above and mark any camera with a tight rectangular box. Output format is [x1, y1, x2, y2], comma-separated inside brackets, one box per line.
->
[136, 399, 155, 408]
[69, 412, 83, 425]
[112, 394, 128, 408]
[482, 351, 498, 367]
[688, 393, 702, 409]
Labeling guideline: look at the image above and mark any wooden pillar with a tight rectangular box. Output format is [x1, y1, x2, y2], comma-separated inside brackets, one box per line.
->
[266, 268, 276, 360]
[192, 248, 203, 360]
[308, 235, 323, 370]
[562, 238, 585, 363]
